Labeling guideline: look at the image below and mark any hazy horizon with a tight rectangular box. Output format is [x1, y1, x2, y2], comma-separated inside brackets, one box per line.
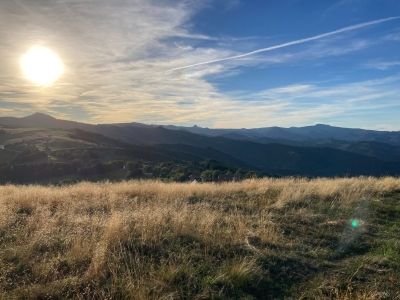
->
[3, 111, 400, 131]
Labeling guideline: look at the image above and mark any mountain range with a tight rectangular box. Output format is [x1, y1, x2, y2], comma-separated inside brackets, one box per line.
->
[0, 112, 399, 183]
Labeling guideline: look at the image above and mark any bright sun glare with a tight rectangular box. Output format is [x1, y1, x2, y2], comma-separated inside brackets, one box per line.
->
[20, 46, 64, 86]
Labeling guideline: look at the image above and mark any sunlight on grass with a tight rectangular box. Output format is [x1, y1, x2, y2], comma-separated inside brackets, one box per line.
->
[0, 177, 399, 298]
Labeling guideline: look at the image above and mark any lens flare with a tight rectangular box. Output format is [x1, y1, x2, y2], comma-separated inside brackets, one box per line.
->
[351, 219, 360, 229]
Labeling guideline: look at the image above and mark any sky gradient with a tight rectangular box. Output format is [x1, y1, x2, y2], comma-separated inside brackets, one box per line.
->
[1, 0, 400, 129]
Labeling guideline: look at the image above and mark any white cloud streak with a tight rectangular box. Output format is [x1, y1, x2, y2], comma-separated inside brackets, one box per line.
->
[365, 60, 400, 70]
[170, 16, 400, 71]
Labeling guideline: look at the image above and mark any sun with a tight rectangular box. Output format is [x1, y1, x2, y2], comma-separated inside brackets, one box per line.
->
[20, 46, 64, 86]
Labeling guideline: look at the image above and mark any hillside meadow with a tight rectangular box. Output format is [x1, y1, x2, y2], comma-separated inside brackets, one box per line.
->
[0, 177, 400, 299]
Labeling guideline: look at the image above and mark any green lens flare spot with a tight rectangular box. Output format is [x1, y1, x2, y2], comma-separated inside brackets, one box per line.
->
[351, 219, 360, 229]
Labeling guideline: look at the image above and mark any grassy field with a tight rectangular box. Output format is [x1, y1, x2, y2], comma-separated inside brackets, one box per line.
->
[0, 178, 399, 299]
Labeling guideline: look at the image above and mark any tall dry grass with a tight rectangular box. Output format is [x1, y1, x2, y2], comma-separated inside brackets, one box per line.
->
[0, 177, 399, 299]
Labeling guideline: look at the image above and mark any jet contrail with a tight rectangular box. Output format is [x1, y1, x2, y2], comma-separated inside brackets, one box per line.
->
[171, 16, 400, 71]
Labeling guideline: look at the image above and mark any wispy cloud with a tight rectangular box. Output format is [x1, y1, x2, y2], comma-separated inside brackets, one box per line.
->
[365, 60, 400, 70]
[226, 74, 400, 129]
[0, 0, 399, 130]
[323, 0, 367, 16]
[170, 16, 400, 71]
[384, 30, 400, 41]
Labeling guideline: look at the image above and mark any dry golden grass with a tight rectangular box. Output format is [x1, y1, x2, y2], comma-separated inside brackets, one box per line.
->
[0, 177, 399, 299]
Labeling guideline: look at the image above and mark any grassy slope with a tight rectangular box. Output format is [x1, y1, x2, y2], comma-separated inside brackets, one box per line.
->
[0, 178, 399, 299]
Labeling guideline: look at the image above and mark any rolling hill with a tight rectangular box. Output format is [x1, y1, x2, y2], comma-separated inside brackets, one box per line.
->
[166, 123, 400, 145]
[1, 113, 400, 183]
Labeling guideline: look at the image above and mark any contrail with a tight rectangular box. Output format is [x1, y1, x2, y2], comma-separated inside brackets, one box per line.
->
[171, 16, 400, 71]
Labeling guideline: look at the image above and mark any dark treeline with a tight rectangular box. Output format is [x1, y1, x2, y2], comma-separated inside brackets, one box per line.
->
[0, 159, 263, 185]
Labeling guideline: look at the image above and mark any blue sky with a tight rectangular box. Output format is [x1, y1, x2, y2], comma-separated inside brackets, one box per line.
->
[0, 0, 400, 129]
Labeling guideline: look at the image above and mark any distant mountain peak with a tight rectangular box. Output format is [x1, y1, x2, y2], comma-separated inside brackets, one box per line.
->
[0, 112, 91, 130]
[24, 112, 56, 120]
[314, 123, 331, 127]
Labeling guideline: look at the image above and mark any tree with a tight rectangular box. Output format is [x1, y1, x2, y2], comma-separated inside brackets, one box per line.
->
[201, 170, 213, 182]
